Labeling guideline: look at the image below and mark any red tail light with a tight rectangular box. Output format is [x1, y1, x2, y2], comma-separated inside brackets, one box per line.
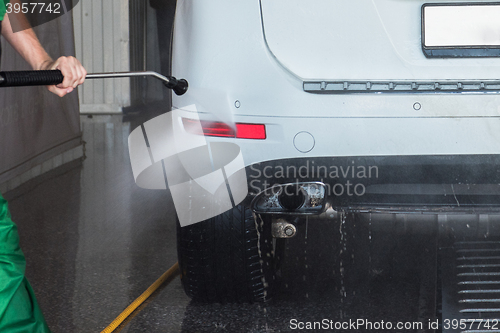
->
[183, 118, 266, 140]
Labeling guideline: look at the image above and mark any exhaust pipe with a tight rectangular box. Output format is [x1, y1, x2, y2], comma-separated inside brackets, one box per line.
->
[278, 184, 306, 211]
[251, 182, 326, 215]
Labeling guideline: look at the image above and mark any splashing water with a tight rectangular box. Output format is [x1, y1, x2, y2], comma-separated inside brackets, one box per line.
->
[255, 214, 268, 297]
[304, 217, 308, 297]
[339, 210, 348, 312]
[369, 213, 372, 264]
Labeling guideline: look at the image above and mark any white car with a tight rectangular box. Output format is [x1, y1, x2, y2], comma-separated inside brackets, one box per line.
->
[171, 0, 500, 303]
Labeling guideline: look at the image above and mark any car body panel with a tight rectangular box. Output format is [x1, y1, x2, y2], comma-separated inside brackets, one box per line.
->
[171, 0, 500, 207]
[261, 0, 500, 80]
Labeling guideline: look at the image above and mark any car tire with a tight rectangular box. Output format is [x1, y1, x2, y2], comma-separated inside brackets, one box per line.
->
[176, 205, 280, 303]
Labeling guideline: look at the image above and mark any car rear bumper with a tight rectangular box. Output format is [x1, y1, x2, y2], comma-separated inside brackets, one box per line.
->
[245, 155, 500, 213]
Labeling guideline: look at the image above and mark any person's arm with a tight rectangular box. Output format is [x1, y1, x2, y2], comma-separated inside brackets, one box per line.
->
[1, 1, 86, 97]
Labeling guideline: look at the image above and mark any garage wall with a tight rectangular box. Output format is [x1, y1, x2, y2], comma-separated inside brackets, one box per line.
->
[72, 0, 131, 113]
[128, 0, 165, 106]
[0, 9, 83, 193]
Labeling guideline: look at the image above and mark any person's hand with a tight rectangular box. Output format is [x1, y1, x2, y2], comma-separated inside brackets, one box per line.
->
[39, 56, 86, 97]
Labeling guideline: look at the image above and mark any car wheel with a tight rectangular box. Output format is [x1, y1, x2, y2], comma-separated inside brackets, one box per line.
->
[176, 205, 280, 303]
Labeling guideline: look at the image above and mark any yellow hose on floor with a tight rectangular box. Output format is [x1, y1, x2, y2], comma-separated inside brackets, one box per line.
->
[100, 262, 180, 333]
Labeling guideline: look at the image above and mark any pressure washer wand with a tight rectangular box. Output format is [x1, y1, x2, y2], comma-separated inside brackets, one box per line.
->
[0, 70, 189, 95]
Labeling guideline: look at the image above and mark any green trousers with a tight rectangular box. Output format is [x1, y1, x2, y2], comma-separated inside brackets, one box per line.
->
[0, 193, 50, 332]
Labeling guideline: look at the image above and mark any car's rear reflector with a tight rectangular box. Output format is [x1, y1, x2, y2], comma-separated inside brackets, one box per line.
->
[182, 118, 266, 140]
[235, 123, 266, 139]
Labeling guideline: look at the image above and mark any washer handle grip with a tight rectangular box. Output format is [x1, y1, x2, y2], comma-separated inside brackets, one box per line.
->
[0, 70, 64, 87]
